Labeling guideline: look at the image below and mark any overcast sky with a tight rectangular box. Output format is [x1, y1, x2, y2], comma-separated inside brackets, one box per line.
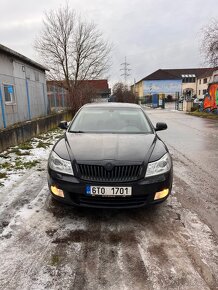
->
[1, 0, 217, 87]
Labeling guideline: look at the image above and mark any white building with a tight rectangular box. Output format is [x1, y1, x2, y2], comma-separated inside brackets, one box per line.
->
[132, 67, 218, 99]
[0, 44, 48, 129]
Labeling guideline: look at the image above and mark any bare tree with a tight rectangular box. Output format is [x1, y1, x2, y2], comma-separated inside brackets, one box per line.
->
[35, 4, 111, 112]
[201, 19, 218, 67]
[112, 82, 136, 103]
[35, 5, 74, 88]
[73, 21, 111, 84]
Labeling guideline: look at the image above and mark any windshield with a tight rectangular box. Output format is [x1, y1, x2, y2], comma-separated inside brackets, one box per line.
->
[69, 107, 153, 134]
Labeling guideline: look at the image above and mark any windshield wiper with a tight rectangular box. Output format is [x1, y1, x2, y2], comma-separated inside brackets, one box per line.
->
[69, 130, 85, 133]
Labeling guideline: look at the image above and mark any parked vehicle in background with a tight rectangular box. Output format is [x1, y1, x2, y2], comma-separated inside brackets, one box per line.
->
[108, 95, 116, 102]
[193, 97, 204, 104]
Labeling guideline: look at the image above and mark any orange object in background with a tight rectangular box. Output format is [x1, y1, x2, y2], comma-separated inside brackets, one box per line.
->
[208, 83, 218, 110]
[203, 83, 218, 111]
[203, 95, 211, 110]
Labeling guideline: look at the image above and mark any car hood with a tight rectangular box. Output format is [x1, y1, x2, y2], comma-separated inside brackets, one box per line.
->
[61, 132, 157, 163]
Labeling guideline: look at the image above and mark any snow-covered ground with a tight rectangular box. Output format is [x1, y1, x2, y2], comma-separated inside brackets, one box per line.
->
[0, 129, 63, 189]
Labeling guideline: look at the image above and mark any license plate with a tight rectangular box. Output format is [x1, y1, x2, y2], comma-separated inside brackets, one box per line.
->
[86, 186, 132, 196]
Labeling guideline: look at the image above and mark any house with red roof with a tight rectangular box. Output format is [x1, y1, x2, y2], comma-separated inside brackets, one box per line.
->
[47, 79, 111, 110]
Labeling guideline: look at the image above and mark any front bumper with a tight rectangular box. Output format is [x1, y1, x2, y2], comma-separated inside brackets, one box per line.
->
[48, 168, 173, 209]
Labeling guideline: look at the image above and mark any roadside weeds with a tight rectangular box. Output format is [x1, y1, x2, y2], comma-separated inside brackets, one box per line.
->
[187, 111, 218, 120]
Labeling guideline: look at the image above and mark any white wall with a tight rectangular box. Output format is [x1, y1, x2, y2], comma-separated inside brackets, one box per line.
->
[0, 53, 47, 129]
[197, 77, 212, 98]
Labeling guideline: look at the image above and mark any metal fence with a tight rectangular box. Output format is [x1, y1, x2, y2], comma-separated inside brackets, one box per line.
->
[47, 84, 70, 113]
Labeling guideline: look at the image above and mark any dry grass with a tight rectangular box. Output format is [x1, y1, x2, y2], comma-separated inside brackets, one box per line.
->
[188, 111, 218, 120]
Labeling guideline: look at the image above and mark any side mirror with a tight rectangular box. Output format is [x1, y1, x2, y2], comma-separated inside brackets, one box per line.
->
[155, 122, 167, 131]
[58, 121, 68, 130]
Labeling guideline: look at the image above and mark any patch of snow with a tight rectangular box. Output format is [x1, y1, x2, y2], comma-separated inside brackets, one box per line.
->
[0, 129, 64, 190]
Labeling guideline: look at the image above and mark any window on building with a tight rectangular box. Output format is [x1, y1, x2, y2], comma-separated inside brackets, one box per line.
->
[183, 77, 195, 83]
[189, 77, 195, 83]
[199, 79, 201, 84]
[34, 71, 39, 81]
[199, 90, 201, 95]
[203, 78, 207, 84]
[4, 84, 15, 103]
[203, 89, 207, 95]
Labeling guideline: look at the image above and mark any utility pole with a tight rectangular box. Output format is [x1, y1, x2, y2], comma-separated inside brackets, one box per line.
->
[120, 57, 131, 84]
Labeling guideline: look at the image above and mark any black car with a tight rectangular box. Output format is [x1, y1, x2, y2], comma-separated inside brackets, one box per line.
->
[48, 103, 173, 208]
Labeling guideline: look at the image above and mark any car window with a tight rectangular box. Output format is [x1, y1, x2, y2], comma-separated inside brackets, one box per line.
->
[69, 107, 152, 134]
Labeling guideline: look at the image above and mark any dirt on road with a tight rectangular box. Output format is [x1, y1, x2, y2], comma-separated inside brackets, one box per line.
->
[0, 109, 217, 290]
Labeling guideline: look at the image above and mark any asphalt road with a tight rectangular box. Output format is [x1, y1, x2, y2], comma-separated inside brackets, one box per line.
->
[0, 106, 217, 290]
[147, 105, 218, 236]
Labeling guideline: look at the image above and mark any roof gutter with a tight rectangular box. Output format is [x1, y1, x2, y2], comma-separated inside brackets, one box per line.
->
[0, 43, 49, 71]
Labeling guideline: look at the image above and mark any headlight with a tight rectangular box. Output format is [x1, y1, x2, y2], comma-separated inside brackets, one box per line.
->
[145, 153, 171, 177]
[49, 151, 74, 175]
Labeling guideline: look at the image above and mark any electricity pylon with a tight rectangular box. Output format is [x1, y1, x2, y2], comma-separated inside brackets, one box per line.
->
[120, 57, 131, 84]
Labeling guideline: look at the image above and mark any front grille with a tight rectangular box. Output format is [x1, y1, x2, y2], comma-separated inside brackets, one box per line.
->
[77, 164, 141, 182]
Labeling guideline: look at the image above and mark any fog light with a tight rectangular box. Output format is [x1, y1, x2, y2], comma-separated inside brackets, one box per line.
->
[154, 189, 169, 200]
[51, 185, 64, 198]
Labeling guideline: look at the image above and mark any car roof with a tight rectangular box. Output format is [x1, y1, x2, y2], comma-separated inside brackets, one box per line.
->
[82, 102, 141, 109]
